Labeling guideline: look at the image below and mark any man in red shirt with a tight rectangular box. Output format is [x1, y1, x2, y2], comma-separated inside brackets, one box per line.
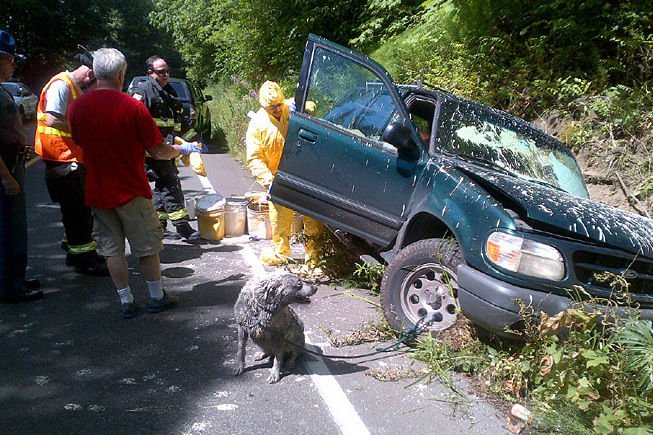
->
[69, 48, 201, 318]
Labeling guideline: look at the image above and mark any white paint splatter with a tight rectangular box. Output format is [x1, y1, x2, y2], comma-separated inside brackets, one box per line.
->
[64, 403, 82, 411]
[119, 378, 137, 385]
[216, 404, 238, 411]
[35, 376, 49, 385]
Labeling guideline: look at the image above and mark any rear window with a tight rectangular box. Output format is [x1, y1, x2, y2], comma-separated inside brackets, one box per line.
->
[2, 83, 20, 96]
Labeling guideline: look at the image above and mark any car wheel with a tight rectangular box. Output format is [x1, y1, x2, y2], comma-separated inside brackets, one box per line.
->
[380, 238, 463, 334]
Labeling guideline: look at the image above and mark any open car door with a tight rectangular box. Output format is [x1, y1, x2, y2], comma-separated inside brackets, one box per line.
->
[270, 34, 426, 247]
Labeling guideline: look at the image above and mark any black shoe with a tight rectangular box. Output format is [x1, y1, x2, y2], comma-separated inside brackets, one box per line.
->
[162, 230, 182, 240]
[68, 252, 110, 276]
[147, 290, 179, 313]
[24, 278, 41, 289]
[1, 289, 44, 304]
[121, 301, 138, 319]
[175, 222, 200, 241]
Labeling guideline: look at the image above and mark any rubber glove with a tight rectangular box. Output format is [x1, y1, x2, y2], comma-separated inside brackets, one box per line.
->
[288, 100, 296, 113]
[179, 142, 202, 155]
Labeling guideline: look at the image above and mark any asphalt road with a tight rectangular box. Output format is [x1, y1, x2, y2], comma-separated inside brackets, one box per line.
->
[0, 123, 508, 434]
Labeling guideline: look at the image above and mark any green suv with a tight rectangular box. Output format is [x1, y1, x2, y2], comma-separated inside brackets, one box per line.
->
[271, 35, 653, 336]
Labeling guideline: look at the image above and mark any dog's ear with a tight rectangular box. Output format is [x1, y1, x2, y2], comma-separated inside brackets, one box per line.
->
[261, 275, 281, 305]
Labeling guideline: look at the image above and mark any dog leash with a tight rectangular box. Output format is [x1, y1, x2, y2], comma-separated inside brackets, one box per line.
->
[282, 314, 431, 360]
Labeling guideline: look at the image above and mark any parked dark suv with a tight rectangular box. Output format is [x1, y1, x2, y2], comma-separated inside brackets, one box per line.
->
[271, 34, 653, 337]
[127, 76, 213, 142]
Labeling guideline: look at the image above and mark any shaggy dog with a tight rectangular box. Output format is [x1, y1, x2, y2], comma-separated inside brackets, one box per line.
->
[233, 271, 317, 383]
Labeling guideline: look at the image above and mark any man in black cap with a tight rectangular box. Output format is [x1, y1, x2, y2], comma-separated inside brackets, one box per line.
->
[34, 47, 109, 276]
[0, 29, 43, 302]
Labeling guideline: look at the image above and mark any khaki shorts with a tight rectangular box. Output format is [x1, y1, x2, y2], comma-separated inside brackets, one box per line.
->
[92, 196, 163, 258]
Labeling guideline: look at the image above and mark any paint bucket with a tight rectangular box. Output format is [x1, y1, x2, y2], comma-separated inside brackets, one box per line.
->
[195, 193, 226, 241]
[246, 191, 272, 239]
[224, 195, 248, 237]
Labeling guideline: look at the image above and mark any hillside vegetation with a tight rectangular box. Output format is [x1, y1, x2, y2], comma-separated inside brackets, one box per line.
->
[152, 0, 652, 215]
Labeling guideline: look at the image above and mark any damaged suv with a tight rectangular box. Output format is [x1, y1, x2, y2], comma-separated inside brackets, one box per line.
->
[271, 34, 653, 336]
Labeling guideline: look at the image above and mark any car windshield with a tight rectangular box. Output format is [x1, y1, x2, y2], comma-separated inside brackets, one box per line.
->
[2, 83, 20, 96]
[168, 82, 190, 102]
[437, 100, 589, 198]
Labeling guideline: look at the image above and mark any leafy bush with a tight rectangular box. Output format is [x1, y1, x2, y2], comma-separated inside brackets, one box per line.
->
[412, 282, 653, 433]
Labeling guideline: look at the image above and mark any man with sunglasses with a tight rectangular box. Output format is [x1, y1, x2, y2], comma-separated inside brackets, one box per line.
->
[130, 55, 200, 241]
[0, 29, 43, 303]
[34, 49, 108, 277]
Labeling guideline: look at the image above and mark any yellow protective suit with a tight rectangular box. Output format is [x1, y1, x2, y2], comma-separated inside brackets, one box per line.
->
[246, 81, 324, 266]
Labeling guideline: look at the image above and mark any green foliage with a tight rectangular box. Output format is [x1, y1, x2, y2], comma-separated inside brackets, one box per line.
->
[151, 0, 370, 84]
[344, 262, 385, 294]
[412, 277, 653, 433]
[204, 77, 259, 159]
[2, 0, 175, 88]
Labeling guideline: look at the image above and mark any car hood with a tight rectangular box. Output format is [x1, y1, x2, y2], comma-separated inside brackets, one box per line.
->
[457, 163, 653, 258]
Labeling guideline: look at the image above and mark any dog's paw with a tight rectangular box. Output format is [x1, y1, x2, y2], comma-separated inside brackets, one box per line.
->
[267, 371, 281, 384]
[233, 366, 245, 376]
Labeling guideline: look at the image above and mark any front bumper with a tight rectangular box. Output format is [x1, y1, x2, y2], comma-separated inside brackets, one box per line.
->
[457, 265, 653, 337]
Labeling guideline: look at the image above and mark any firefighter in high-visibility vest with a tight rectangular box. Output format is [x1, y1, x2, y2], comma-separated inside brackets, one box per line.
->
[130, 55, 199, 241]
[34, 50, 109, 276]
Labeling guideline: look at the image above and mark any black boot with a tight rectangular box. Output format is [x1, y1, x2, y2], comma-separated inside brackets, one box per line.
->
[68, 252, 110, 276]
[161, 220, 181, 240]
[175, 222, 200, 241]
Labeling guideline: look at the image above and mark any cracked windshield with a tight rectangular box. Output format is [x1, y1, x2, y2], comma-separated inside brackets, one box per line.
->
[440, 102, 589, 198]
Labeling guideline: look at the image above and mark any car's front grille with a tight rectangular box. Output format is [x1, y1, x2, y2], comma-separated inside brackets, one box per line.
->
[572, 250, 653, 306]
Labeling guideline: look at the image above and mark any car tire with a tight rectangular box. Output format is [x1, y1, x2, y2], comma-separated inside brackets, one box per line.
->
[380, 238, 463, 334]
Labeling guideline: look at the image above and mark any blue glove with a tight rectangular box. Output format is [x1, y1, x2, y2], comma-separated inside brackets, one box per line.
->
[179, 142, 202, 155]
[289, 100, 296, 113]
[199, 141, 209, 153]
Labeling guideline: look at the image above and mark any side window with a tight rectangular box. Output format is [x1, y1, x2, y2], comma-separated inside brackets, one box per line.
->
[307, 47, 401, 142]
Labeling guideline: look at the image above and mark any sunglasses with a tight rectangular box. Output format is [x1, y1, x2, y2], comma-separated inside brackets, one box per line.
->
[152, 68, 169, 75]
[266, 103, 283, 110]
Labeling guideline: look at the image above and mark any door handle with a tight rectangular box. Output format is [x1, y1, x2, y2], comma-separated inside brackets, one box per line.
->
[298, 129, 318, 143]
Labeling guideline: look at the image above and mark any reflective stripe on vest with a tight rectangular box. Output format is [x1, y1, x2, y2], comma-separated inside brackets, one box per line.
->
[34, 71, 83, 162]
[153, 117, 181, 130]
[182, 128, 198, 141]
[37, 125, 72, 137]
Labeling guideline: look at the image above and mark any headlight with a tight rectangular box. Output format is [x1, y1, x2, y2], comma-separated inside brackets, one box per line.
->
[486, 232, 565, 281]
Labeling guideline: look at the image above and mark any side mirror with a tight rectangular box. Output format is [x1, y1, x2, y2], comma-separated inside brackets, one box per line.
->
[205, 95, 213, 102]
[382, 122, 420, 160]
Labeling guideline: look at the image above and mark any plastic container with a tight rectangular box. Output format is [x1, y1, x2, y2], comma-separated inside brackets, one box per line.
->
[224, 195, 248, 237]
[246, 191, 272, 239]
[195, 193, 226, 241]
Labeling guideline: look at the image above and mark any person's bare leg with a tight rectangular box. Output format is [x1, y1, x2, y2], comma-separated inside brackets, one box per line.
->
[139, 253, 161, 281]
[106, 256, 129, 288]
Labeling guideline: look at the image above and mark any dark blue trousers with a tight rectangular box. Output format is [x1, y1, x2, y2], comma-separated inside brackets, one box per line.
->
[0, 161, 27, 299]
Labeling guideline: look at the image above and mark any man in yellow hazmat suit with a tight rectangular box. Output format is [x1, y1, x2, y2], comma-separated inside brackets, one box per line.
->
[246, 81, 324, 269]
